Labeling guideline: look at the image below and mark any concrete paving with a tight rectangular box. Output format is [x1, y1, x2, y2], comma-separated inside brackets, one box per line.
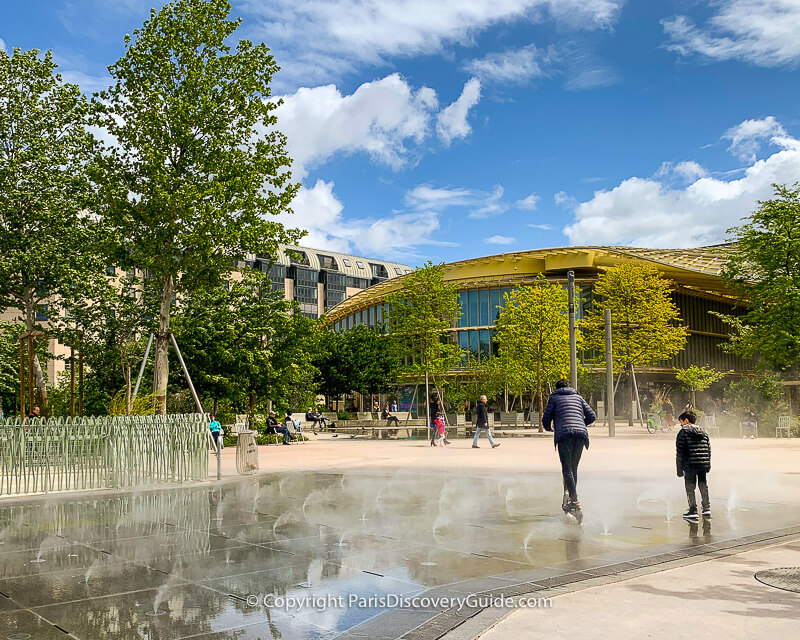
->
[471, 538, 800, 640]
[1, 431, 798, 639]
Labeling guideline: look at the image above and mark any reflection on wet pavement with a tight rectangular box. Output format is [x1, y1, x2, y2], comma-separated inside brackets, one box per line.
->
[1, 470, 799, 639]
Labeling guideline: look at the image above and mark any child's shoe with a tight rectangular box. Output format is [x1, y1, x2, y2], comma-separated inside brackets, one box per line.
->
[682, 507, 699, 520]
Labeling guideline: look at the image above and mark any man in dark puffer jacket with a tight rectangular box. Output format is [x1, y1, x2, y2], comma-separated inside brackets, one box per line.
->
[676, 410, 711, 520]
[542, 379, 596, 516]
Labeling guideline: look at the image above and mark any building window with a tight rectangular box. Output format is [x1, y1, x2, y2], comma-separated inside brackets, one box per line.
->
[342, 258, 352, 267]
[468, 290, 478, 327]
[347, 277, 370, 289]
[106, 266, 116, 276]
[479, 290, 489, 326]
[404, 269, 412, 274]
[36, 305, 49, 322]
[356, 261, 365, 270]
[318, 254, 338, 270]
[490, 289, 501, 322]
[370, 263, 388, 278]
[394, 267, 402, 275]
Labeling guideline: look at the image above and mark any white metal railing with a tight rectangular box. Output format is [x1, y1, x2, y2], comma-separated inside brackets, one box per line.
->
[0, 414, 209, 496]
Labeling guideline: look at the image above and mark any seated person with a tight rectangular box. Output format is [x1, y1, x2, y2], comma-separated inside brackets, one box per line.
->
[276, 413, 294, 445]
[382, 404, 400, 426]
[305, 407, 327, 431]
[741, 407, 758, 439]
[264, 410, 279, 435]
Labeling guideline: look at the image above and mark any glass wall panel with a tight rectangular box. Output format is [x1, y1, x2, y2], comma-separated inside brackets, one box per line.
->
[479, 289, 489, 326]
[490, 289, 501, 322]
[479, 329, 491, 359]
[469, 330, 479, 358]
[369, 306, 375, 326]
[468, 290, 478, 327]
[459, 292, 469, 328]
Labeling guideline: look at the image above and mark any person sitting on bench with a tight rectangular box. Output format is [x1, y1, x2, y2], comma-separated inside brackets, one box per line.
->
[382, 403, 400, 426]
[305, 407, 327, 431]
[264, 410, 279, 435]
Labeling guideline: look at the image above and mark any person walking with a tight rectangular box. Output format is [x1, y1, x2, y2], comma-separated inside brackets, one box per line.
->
[472, 395, 500, 449]
[209, 414, 222, 451]
[676, 410, 711, 520]
[433, 413, 447, 446]
[429, 393, 442, 446]
[542, 379, 595, 519]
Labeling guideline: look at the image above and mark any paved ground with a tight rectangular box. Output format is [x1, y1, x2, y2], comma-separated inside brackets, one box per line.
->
[217, 428, 800, 479]
[469, 538, 800, 640]
[2, 430, 798, 639]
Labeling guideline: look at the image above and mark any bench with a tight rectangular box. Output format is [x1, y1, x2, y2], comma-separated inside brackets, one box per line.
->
[777, 415, 793, 438]
[500, 412, 525, 427]
[740, 420, 758, 438]
[356, 412, 374, 421]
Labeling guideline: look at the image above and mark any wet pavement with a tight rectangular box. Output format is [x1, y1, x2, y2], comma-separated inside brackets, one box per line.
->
[1, 469, 799, 639]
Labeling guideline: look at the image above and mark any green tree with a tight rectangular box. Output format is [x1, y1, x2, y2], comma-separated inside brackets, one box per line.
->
[0, 48, 103, 412]
[718, 184, 800, 371]
[94, 0, 301, 413]
[173, 270, 320, 417]
[0, 322, 22, 416]
[674, 365, 726, 408]
[495, 278, 572, 430]
[315, 325, 400, 401]
[583, 262, 689, 425]
[385, 262, 461, 421]
[443, 355, 506, 414]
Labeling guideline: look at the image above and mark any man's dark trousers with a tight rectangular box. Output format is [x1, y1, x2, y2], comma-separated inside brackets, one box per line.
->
[557, 435, 585, 501]
[684, 469, 710, 510]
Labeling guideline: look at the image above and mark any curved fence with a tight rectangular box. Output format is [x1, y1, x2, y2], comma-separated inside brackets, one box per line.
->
[0, 414, 209, 496]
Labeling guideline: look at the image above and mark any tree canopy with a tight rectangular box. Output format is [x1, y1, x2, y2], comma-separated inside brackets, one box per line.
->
[0, 47, 104, 410]
[674, 365, 725, 407]
[494, 277, 572, 429]
[719, 183, 800, 371]
[94, 0, 302, 413]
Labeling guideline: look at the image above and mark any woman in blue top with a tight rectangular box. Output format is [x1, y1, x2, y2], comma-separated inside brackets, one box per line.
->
[209, 415, 222, 450]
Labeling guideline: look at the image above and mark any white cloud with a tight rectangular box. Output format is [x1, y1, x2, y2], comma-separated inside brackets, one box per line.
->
[656, 161, 708, 181]
[563, 66, 620, 90]
[528, 223, 554, 231]
[241, 0, 625, 87]
[405, 185, 477, 210]
[274, 73, 438, 180]
[0, 38, 6, 52]
[722, 116, 786, 162]
[406, 183, 509, 219]
[563, 119, 800, 248]
[276, 179, 445, 260]
[463, 44, 554, 84]
[515, 193, 540, 210]
[436, 78, 482, 145]
[663, 1, 800, 67]
[485, 235, 516, 245]
[554, 190, 577, 208]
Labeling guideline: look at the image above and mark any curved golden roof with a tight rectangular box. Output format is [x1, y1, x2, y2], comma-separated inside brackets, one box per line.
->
[323, 244, 735, 323]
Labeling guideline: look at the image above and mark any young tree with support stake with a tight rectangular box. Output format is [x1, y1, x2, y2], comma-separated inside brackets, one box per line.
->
[583, 263, 688, 425]
[94, 0, 301, 414]
[385, 262, 461, 426]
[0, 48, 104, 415]
[494, 277, 572, 431]
[674, 365, 726, 408]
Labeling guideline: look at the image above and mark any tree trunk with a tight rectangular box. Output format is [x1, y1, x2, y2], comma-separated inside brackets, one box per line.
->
[627, 364, 634, 426]
[23, 288, 49, 415]
[125, 364, 132, 414]
[213, 397, 218, 416]
[152, 275, 173, 415]
[691, 389, 696, 408]
[536, 384, 543, 432]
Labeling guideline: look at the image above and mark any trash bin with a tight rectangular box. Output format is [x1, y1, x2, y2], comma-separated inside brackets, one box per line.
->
[236, 430, 259, 475]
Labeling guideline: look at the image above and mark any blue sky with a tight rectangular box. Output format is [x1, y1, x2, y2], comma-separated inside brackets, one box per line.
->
[3, 1, 800, 266]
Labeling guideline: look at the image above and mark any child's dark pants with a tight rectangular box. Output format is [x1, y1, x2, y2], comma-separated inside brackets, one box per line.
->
[684, 469, 710, 510]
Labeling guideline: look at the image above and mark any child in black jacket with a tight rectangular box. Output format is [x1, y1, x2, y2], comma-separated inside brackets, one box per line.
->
[676, 410, 711, 520]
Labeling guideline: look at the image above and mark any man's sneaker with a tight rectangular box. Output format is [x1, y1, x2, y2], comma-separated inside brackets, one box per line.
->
[682, 508, 699, 520]
[472, 445, 480, 448]
[492, 443, 501, 448]
[702, 509, 712, 518]
[750, 434, 755, 439]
